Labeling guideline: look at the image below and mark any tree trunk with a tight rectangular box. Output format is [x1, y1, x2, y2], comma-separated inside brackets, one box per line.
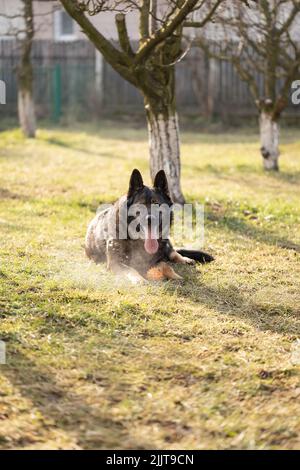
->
[17, 0, 36, 138]
[18, 87, 36, 138]
[145, 102, 184, 204]
[259, 111, 279, 171]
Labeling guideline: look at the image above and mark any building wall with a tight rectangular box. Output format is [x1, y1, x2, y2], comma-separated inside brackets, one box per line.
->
[0, 0, 139, 41]
[1, 1, 299, 42]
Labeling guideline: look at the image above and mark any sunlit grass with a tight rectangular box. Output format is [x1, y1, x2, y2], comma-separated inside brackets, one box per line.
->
[0, 122, 300, 449]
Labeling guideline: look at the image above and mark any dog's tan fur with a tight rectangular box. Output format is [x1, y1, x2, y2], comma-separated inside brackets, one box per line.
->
[146, 262, 182, 281]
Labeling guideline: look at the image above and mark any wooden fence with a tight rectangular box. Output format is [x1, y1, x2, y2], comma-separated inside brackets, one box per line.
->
[0, 39, 299, 122]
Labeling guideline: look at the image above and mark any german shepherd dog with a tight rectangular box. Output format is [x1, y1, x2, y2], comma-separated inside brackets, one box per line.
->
[85, 169, 214, 283]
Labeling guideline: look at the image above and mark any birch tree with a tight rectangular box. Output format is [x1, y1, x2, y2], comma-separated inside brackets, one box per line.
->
[195, 0, 300, 171]
[0, 0, 37, 137]
[17, 0, 36, 138]
[59, 0, 223, 203]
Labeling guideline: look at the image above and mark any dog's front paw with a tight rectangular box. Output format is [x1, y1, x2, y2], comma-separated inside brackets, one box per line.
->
[126, 271, 147, 285]
[183, 257, 196, 265]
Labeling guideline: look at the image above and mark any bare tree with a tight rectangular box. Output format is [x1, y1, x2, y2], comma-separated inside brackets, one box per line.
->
[59, 0, 223, 203]
[17, 0, 36, 138]
[0, 0, 36, 137]
[194, 0, 300, 171]
[0, 1, 56, 137]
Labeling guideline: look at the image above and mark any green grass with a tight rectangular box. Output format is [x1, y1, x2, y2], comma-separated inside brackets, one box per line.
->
[0, 121, 300, 450]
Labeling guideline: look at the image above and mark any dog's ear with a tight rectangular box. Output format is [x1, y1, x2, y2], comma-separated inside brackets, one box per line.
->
[128, 169, 144, 198]
[154, 169, 169, 196]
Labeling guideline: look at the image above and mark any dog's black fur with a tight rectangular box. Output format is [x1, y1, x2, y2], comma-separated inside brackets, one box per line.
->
[85, 169, 214, 280]
[176, 249, 214, 264]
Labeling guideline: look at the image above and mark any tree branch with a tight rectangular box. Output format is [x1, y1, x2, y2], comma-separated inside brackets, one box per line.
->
[183, 0, 223, 27]
[134, 0, 202, 65]
[278, 0, 300, 35]
[194, 36, 260, 103]
[115, 13, 135, 57]
[140, 0, 150, 42]
[59, 0, 138, 86]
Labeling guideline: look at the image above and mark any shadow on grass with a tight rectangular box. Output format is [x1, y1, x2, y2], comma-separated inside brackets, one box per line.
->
[0, 188, 30, 201]
[1, 332, 151, 450]
[267, 170, 300, 186]
[217, 215, 300, 253]
[29, 259, 299, 339]
[41, 136, 126, 160]
[185, 163, 300, 187]
[185, 163, 261, 177]
[164, 266, 300, 337]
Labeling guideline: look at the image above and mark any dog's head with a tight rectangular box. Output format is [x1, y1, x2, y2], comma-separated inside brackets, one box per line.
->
[126, 169, 173, 254]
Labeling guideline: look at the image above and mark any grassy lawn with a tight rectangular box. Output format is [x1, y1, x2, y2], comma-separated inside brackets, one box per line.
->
[0, 122, 300, 450]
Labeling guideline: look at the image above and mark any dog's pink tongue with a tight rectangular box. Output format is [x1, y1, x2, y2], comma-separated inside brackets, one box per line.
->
[144, 229, 159, 254]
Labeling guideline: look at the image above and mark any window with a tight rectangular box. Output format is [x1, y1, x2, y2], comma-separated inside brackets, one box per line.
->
[54, 9, 76, 41]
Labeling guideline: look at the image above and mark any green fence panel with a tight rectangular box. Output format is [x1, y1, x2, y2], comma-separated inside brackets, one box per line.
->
[52, 64, 62, 123]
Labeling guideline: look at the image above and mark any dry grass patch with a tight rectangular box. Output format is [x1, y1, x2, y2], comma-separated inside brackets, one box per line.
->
[0, 122, 300, 449]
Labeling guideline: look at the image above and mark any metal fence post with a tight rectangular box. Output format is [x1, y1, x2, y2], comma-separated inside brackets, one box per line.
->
[52, 64, 62, 122]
